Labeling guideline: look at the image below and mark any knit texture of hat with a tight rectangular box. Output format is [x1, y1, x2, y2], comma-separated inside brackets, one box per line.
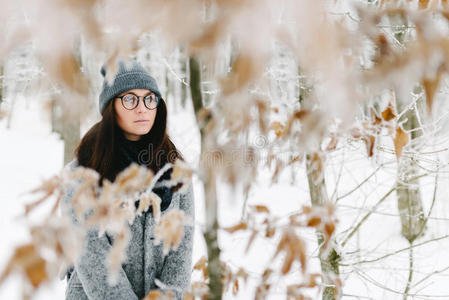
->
[99, 60, 162, 115]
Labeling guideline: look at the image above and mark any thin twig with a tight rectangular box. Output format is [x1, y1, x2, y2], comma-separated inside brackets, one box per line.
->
[353, 266, 449, 299]
[412, 265, 449, 289]
[336, 163, 385, 202]
[341, 186, 395, 247]
[341, 234, 449, 266]
[161, 58, 189, 87]
[330, 149, 345, 202]
[341, 173, 429, 247]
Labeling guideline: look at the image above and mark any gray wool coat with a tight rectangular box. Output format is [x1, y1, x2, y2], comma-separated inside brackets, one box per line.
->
[61, 159, 195, 300]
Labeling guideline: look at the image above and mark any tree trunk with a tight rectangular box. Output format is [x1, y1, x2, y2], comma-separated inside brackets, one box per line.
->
[395, 105, 426, 243]
[299, 68, 340, 300]
[189, 56, 223, 300]
[389, 14, 426, 299]
[305, 154, 340, 300]
[389, 13, 425, 249]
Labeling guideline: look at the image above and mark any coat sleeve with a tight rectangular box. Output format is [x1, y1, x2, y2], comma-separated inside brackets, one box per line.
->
[61, 161, 139, 300]
[158, 183, 195, 300]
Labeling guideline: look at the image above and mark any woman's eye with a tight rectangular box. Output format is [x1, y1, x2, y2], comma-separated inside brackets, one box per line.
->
[144, 94, 156, 102]
[123, 95, 135, 103]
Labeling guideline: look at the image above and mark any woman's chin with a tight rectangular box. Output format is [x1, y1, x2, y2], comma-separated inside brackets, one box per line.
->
[131, 128, 151, 136]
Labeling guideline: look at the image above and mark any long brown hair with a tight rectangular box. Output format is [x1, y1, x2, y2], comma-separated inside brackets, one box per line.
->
[75, 98, 183, 183]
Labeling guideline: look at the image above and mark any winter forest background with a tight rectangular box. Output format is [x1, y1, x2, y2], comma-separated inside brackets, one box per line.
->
[2, 0, 449, 299]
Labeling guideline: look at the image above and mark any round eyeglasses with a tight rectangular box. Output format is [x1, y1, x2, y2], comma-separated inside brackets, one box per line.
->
[117, 93, 159, 110]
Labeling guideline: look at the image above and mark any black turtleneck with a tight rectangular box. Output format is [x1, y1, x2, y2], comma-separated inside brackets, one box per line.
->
[116, 132, 174, 212]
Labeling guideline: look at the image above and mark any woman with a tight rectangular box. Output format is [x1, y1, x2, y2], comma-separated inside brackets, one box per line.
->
[62, 60, 194, 300]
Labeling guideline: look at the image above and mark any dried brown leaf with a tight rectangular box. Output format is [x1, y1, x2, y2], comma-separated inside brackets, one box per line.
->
[137, 192, 161, 222]
[370, 107, 382, 125]
[55, 53, 87, 94]
[251, 205, 270, 214]
[309, 153, 324, 182]
[193, 256, 208, 279]
[419, 0, 430, 9]
[274, 229, 307, 275]
[381, 105, 396, 121]
[325, 135, 338, 151]
[0, 244, 48, 288]
[245, 229, 258, 254]
[155, 209, 190, 255]
[224, 222, 248, 233]
[262, 269, 272, 282]
[296, 238, 307, 274]
[232, 279, 239, 295]
[189, 16, 228, 51]
[183, 292, 194, 300]
[281, 247, 294, 274]
[171, 160, 193, 183]
[307, 216, 321, 227]
[269, 121, 285, 137]
[422, 69, 443, 112]
[115, 163, 140, 187]
[362, 134, 376, 157]
[221, 54, 259, 95]
[375, 33, 390, 58]
[265, 225, 275, 238]
[144, 290, 166, 300]
[324, 222, 336, 239]
[394, 126, 409, 159]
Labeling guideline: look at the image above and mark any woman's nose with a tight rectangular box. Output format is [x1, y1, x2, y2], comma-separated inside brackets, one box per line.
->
[135, 97, 147, 112]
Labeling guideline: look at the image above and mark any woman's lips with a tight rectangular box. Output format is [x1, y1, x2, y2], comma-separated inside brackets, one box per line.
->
[134, 120, 149, 123]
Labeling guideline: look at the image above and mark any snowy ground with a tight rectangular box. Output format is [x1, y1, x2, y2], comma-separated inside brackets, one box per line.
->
[2, 96, 449, 299]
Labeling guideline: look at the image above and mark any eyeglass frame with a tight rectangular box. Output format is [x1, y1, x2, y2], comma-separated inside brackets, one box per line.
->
[116, 92, 160, 110]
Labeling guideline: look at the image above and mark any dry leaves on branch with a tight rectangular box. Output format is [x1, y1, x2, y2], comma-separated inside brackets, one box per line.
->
[171, 159, 193, 193]
[220, 54, 263, 95]
[25, 175, 62, 215]
[83, 180, 133, 236]
[154, 209, 191, 255]
[115, 163, 154, 194]
[222, 263, 248, 297]
[273, 228, 307, 275]
[30, 218, 83, 273]
[137, 192, 161, 221]
[290, 204, 336, 250]
[0, 244, 48, 289]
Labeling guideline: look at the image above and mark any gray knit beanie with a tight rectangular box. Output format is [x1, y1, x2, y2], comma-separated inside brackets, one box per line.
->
[99, 60, 162, 115]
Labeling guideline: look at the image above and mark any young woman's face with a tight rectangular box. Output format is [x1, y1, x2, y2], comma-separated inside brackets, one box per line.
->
[114, 88, 158, 141]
